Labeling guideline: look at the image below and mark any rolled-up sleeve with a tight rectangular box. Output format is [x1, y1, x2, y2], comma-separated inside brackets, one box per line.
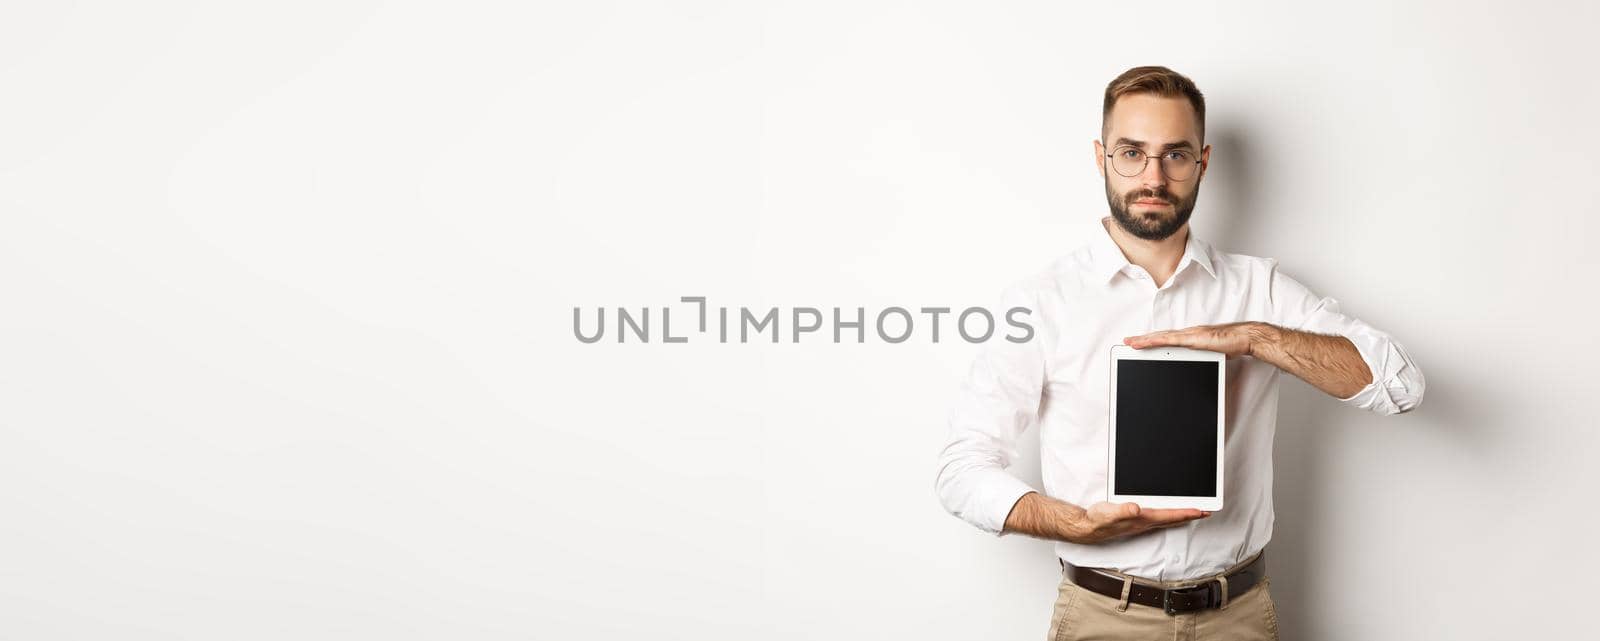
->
[1267, 259, 1426, 415]
[933, 284, 1046, 537]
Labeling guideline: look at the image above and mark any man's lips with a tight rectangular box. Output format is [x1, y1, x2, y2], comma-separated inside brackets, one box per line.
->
[1133, 199, 1171, 206]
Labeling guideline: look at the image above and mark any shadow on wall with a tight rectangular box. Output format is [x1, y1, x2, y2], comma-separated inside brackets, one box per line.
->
[1204, 121, 1339, 641]
[1199, 125, 1267, 254]
[1204, 120, 1343, 641]
[1204, 122, 1502, 641]
[1264, 350, 1500, 640]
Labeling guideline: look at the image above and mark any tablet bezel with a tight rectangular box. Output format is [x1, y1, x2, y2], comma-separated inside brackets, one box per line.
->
[1106, 344, 1226, 511]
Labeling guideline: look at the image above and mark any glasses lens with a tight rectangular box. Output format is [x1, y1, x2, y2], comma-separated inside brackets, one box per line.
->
[1110, 148, 1146, 177]
[1161, 151, 1197, 181]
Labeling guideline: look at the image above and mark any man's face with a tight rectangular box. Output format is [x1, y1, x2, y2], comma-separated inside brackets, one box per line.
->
[1095, 94, 1211, 241]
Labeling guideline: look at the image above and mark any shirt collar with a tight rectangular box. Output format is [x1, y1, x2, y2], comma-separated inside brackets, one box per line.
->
[1090, 217, 1218, 284]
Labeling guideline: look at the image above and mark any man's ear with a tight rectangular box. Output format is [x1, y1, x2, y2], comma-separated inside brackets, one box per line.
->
[1198, 143, 1211, 180]
[1094, 139, 1106, 178]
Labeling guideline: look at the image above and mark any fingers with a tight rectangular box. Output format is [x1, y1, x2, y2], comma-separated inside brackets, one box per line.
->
[1124, 330, 1190, 349]
[1098, 503, 1205, 524]
[1137, 508, 1207, 524]
[1126, 508, 1207, 535]
[1122, 334, 1161, 348]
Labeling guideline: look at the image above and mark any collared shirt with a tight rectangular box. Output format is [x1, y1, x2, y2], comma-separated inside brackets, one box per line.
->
[933, 217, 1425, 580]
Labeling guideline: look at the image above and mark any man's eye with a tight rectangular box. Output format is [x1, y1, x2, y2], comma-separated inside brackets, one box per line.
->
[1119, 150, 1142, 159]
[1166, 151, 1191, 161]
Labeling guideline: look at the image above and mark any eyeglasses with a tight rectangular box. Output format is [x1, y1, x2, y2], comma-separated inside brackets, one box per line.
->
[1105, 145, 1202, 181]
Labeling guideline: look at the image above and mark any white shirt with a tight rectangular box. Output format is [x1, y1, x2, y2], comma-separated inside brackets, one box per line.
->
[933, 217, 1425, 580]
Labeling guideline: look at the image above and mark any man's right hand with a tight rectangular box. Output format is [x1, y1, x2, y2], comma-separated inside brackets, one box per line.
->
[1068, 501, 1209, 544]
[999, 492, 1211, 544]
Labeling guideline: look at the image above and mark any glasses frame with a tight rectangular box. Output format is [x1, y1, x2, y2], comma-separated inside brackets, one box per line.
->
[1105, 145, 1203, 181]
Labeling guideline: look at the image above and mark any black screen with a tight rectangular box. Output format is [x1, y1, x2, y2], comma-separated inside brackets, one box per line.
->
[1114, 359, 1218, 497]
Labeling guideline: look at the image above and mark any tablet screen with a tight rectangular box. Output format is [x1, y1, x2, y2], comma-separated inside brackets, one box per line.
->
[1114, 359, 1219, 497]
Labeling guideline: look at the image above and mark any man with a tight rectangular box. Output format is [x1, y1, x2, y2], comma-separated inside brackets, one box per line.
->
[932, 66, 1425, 640]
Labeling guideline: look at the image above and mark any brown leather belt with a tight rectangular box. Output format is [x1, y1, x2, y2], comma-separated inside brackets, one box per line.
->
[1060, 551, 1265, 616]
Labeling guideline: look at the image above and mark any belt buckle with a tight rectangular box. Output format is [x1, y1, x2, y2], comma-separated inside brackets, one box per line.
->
[1162, 583, 1213, 616]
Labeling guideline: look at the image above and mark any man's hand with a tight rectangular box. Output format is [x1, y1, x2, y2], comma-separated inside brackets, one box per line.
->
[1002, 492, 1210, 544]
[1069, 501, 1210, 544]
[1124, 320, 1375, 400]
[1121, 321, 1268, 357]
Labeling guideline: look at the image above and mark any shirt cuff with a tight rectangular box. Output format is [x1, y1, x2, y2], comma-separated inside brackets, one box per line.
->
[973, 472, 1038, 537]
[1333, 329, 1422, 414]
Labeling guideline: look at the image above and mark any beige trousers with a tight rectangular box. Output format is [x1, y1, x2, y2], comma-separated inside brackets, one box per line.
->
[1045, 553, 1280, 641]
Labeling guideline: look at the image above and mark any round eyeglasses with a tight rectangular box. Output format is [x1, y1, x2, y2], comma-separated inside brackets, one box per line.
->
[1106, 146, 1202, 181]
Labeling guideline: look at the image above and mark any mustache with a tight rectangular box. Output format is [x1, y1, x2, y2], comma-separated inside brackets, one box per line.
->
[1125, 188, 1173, 205]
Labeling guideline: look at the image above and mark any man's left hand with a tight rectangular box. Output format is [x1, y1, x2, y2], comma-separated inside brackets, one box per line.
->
[1122, 321, 1270, 357]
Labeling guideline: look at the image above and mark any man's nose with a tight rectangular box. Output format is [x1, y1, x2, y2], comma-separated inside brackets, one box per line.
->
[1140, 156, 1168, 188]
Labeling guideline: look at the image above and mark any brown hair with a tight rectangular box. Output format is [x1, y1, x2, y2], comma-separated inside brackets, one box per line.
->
[1102, 66, 1206, 141]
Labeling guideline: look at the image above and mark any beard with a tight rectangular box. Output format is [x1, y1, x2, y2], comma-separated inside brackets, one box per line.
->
[1105, 180, 1199, 241]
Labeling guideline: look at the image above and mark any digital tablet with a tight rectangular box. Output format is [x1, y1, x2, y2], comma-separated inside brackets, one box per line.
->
[1107, 345, 1225, 511]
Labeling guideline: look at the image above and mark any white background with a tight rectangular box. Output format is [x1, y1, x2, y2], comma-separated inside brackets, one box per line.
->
[3, 1, 1597, 639]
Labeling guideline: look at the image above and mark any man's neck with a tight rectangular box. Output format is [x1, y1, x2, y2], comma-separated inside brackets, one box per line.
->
[1103, 216, 1188, 287]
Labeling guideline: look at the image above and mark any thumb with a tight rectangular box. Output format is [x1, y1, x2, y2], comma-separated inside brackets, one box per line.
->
[1121, 503, 1141, 519]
